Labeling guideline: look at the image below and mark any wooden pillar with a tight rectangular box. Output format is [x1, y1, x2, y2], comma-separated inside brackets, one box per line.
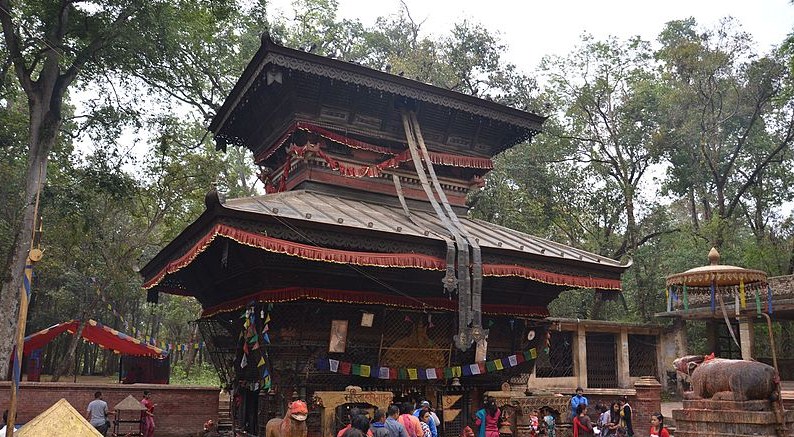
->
[705, 320, 719, 354]
[574, 323, 587, 388]
[617, 329, 631, 388]
[739, 317, 754, 360]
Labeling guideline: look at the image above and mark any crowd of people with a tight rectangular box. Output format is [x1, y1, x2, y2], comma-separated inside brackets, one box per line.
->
[335, 401, 441, 437]
[569, 389, 669, 437]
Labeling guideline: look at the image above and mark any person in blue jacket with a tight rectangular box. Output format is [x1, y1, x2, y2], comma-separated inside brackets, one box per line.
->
[569, 387, 588, 422]
[413, 401, 439, 437]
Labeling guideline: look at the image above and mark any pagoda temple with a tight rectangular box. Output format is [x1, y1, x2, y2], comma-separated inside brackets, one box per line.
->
[140, 35, 629, 436]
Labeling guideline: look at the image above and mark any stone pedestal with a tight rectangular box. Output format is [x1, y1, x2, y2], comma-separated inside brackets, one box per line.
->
[673, 399, 794, 436]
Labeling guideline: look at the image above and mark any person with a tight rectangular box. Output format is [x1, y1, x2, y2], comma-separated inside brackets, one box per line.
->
[203, 419, 221, 437]
[343, 429, 366, 437]
[474, 397, 500, 437]
[385, 404, 409, 437]
[338, 407, 361, 437]
[648, 413, 669, 437]
[618, 396, 633, 437]
[541, 407, 555, 437]
[0, 410, 8, 437]
[600, 402, 621, 437]
[352, 415, 372, 435]
[86, 391, 110, 435]
[528, 409, 539, 436]
[370, 410, 390, 437]
[140, 390, 155, 437]
[399, 402, 422, 437]
[572, 404, 593, 437]
[413, 401, 439, 437]
[570, 387, 588, 422]
[418, 410, 433, 437]
[461, 426, 475, 437]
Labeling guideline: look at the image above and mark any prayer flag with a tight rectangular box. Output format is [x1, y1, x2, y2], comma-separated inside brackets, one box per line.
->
[389, 368, 397, 380]
[452, 366, 462, 377]
[469, 364, 481, 375]
[426, 368, 437, 380]
[352, 364, 361, 376]
[408, 368, 418, 380]
[485, 361, 496, 372]
[530, 348, 537, 359]
[379, 367, 390, 379]
[508, 355, 518, 367]
[418, 368, 427, 380]
[329, 359, 339, 373]
[494, 359, 504, 370]
[339, 361, 352, 375]
[444, 367, 453, 379]
[516, 353, 525, 364]
[360, 365, 371, 377]
[399, 368, 408, 380]
[258, 357, 266, 367]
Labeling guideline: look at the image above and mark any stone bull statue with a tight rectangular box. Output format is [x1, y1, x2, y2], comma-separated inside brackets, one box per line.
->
[266, 400, 309, 437]
[673, 354, 780, 401]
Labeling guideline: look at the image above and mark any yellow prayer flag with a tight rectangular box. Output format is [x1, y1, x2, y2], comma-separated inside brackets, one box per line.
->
[494, 360, 503, 370]
[407, 368, 418, 380]
[360, 365, 371, 377]
[452, 366, 462, 377]
[530, 348, 537, 359]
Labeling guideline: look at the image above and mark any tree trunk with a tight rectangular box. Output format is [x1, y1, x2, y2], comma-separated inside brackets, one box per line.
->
[0, 103, 58, 379]
[183, 322, 201, 376]
[51, 319, 88, 382]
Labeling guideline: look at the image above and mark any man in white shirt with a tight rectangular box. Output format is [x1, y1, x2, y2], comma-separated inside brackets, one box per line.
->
[86, 391, 110, 435]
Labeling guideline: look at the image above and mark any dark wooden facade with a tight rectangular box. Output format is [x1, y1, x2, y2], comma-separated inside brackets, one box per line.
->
[141, 35, 629, 436]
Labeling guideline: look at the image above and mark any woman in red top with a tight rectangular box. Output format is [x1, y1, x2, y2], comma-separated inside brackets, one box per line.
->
[649, 412, 669, 437]
[572, 404, 593, 437]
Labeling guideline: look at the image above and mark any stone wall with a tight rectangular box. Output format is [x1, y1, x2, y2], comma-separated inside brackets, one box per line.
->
[0, 382, 219, 437]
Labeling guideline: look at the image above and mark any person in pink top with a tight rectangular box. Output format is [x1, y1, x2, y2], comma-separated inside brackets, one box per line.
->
[474, 397, 500, 437]
[399, 402, 423, 437]
[140, 390, 155, 437]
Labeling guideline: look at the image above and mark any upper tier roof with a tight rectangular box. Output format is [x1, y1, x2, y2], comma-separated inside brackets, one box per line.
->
[209, 35, 546, 160]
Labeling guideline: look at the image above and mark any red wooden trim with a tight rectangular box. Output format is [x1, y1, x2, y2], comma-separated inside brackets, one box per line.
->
[142, 224, 446, 290]
[483, 264, 622, 291]
[200, 287, 550, 318]
[143, 225, 622, 292]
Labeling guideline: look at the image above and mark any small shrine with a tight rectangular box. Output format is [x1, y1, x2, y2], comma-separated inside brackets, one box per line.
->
[141, 35, 630, 436]
[16, 398, 102, 437]
[112, 395, 147, 437]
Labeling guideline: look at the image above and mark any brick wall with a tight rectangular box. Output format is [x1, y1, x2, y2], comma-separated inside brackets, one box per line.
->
[0, 382, 219, 437]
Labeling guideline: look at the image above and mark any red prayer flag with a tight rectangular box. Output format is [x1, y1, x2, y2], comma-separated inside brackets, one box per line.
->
[515, 353, 525, 364]
[339, 361, 352, 375]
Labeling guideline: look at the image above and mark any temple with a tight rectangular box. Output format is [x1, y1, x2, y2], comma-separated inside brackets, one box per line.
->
[140, 35, 630, 436]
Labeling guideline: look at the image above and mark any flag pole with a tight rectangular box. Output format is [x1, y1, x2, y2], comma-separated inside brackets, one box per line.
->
[7, 166, 45, 437]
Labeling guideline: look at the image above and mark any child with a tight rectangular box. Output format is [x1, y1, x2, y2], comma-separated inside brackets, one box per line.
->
[648, 412, 669, 437]
[528, 409, 540, 435]
[541, 407, 556, 437]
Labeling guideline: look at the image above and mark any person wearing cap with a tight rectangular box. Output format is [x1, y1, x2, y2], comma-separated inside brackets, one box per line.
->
[569, 387, 588, 422]
[413, 401, 439, 437]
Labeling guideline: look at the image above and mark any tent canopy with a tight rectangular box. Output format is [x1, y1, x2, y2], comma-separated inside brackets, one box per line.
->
[24, 319, 165, 358]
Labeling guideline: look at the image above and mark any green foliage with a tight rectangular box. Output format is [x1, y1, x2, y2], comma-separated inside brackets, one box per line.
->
[170, 361, 222, 387]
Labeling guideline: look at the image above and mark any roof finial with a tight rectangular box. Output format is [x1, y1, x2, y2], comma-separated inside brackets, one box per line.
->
[708, 247, 720, 265]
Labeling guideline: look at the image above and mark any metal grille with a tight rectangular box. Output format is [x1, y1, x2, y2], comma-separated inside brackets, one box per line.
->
[535, 331, 573, 377]
[628, 334, 657, 377]
[586, 333, 617, 388]
[197, 318, 237, 387]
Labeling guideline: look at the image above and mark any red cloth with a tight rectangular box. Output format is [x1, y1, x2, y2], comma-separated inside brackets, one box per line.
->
[141, 398, 155, 437]
[649, 426, 669, 437]
[23, 320, 164, 357]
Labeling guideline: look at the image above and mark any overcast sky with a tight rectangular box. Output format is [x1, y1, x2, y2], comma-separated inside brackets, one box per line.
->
[269, 0, 794, 72]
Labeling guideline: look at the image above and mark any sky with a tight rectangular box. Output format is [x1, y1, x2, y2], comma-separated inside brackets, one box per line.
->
[268, 0, 794, 73]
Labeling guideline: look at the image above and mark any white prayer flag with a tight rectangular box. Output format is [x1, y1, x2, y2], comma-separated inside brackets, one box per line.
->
[469, 364, 480, 375]
[379, 367, 390, 379]
[329, 359, 340, 372]
[508, 355, 518, 367]
[426, 368, 437, 379]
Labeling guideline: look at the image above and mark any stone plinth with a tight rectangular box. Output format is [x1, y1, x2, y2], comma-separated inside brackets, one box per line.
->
[673, 399, 794, 436]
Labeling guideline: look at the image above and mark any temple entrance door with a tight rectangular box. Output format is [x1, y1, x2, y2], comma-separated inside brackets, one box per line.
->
[313, 388, 393, 437]
[586, 333, 618, 388]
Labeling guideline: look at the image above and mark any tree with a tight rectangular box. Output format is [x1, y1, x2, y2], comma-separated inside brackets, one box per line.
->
[656, 18, 794, 247]
[0, 0, 238, 378]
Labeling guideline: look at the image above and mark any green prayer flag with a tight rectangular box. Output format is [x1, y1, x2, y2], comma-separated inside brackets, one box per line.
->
[485, 361, 496, 372]
[352, 364, 361, 376]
